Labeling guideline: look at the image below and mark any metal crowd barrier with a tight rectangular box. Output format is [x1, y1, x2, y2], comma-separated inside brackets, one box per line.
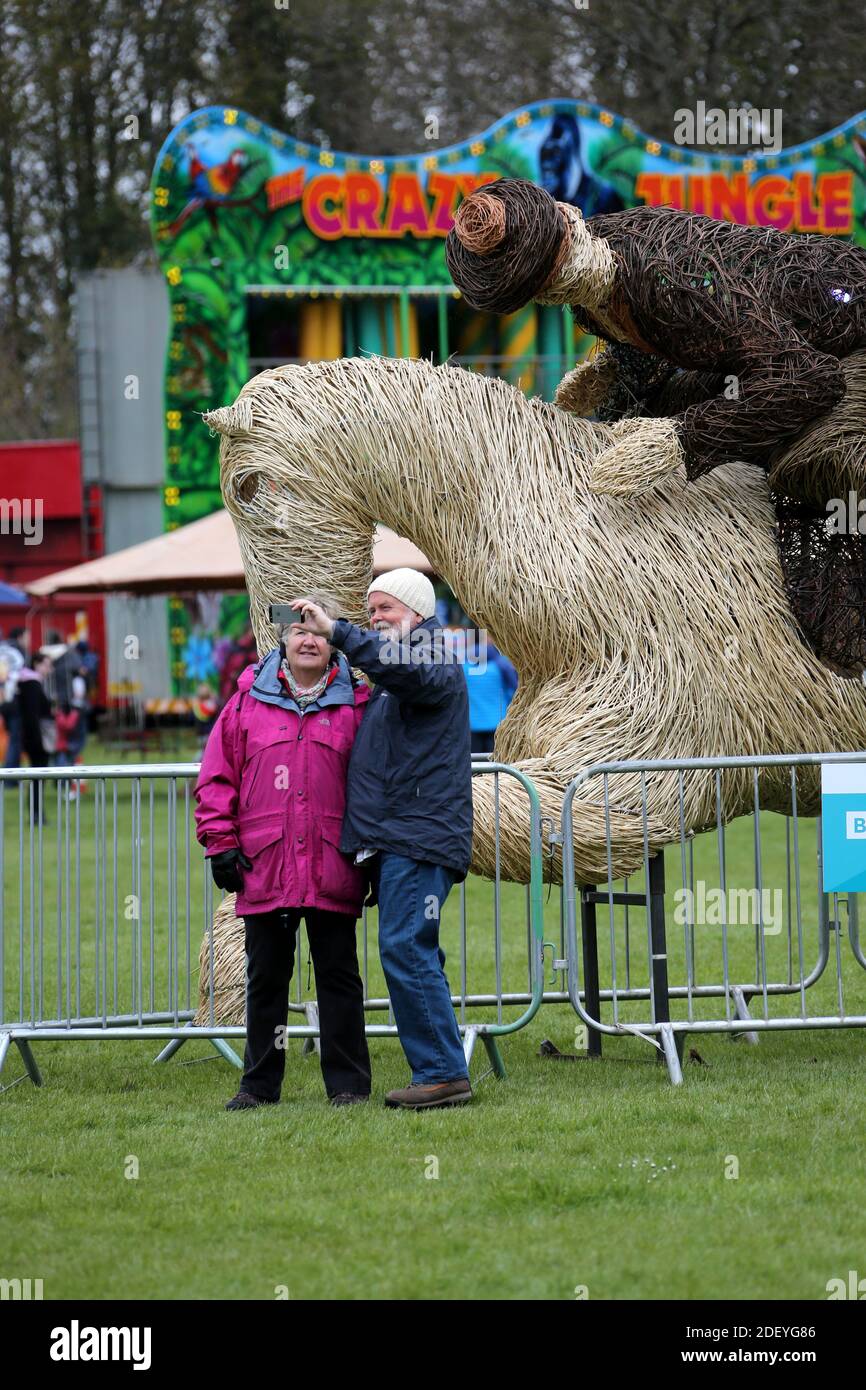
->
[561, 752, 866, 1084]
[0, 762, 545, 1088]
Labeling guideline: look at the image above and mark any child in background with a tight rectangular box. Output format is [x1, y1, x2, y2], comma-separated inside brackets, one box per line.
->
[53, 702, 81, 768]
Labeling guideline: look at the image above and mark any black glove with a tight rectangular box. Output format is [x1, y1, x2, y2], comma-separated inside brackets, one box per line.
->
[361, 854, 381, 909]
[209, 848, 252, 893]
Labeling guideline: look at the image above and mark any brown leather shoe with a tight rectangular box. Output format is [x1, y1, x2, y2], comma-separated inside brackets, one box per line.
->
[385, 1079, 473, 1109]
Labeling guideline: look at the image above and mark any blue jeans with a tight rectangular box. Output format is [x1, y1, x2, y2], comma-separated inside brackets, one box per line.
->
[3, 708, 22, 769]
[375, 852, 468, 1084]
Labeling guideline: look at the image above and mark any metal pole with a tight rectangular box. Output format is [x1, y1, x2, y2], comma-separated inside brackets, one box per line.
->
[580, 889, 602, 1056]
[398, 289, 411, 358]
[437, 293, 449, 364]
[648, 853, 673, 1037]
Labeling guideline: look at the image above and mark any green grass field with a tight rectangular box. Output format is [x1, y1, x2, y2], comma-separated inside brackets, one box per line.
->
[2, 741, 865, 1301]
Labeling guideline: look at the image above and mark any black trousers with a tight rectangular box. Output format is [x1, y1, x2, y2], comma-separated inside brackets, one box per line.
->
[241, 908, 371, 1101]
[22, 744, 47, 820]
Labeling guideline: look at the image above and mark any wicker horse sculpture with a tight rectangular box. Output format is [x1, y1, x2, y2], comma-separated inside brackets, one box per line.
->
[201, 352, 866, 892]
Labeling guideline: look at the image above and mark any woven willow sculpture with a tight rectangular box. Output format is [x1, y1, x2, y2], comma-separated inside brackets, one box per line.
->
[445, 178, 866, 496]
[540, 344, 866, 676]
[195, 353, 866, 1020]
[197, 893, 246, 1027]
[202, 352, 866, 867]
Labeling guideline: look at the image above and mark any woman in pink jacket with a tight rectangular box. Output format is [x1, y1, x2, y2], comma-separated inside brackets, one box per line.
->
[195, 599, 371, 1109]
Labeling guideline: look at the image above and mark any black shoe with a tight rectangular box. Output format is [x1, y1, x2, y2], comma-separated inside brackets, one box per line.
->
[225, 1090, 277, 1110]
[330, 1092, 370, 1107]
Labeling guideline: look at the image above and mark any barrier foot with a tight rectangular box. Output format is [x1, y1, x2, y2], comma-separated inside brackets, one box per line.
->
[211, 1037, 243, 1068]
[153, 1033, 189, 1064]
[462, 1026, 507, 1081]
[154, 1026, 243, 1069]
[659, 1024, 683, 1086]
[0, 1032, 11, 1078]
[655, 1027, 686, 1068]
[462, 1024, 479, 1067]
[302, 1003, 321, 1057]
[15, 1040, 44, 1087]
[481, 1033, 507, 1080]
[731, 987, 760, 1044]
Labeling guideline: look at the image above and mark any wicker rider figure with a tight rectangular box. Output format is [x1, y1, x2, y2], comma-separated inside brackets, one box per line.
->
[445, 178, 866, 678]
[445, 177, 866, 501]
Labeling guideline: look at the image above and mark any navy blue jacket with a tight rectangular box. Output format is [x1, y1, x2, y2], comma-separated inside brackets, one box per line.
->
[330, 616, 473, 879]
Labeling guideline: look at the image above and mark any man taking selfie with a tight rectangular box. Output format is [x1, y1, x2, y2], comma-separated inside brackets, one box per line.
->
[290, 569, 474, 1109]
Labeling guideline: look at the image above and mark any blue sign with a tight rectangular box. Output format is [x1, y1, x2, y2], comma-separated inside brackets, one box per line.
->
[821, 762, 866, 893]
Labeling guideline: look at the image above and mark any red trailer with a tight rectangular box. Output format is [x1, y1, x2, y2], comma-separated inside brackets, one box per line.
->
[0, 440, 106, 707]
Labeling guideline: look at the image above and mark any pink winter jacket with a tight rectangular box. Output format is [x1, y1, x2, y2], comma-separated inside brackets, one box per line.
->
[194, 652, 370, 918]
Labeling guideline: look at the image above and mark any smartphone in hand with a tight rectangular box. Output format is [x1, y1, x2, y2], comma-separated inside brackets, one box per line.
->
[269, 603, 303, 625]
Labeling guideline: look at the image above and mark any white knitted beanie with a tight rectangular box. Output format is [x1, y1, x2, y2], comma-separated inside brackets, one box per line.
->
[367, 567, 436, 619]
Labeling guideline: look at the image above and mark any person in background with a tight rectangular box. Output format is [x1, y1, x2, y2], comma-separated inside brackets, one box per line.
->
[54, 639, 93, 762]
[52, 641, 76, 707]
[195, 595, 372, 1110]
[74, 638, 99, 692]
[68, 665, 90, 764]
[0, 626, 28, 775]
[463, 634, 518, 755]
[434, 595, 452, 627]
[15, 649, 54, 819]
[290, 569, 474, 1110]
[53, 701, 81, 774]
